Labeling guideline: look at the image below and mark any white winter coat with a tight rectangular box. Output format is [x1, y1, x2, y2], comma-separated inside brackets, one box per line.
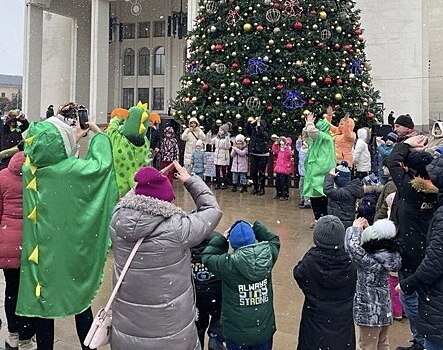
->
[353, 128, 371, 172]
[181, 118, 207, 166]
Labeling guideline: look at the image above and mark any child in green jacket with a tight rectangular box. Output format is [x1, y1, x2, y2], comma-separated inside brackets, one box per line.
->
[202, 220, 280, 350]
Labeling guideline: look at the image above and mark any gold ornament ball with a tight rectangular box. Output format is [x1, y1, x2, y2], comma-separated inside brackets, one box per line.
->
[319, 11, 327, 20]
[303, 109, 311, 116]
[295, 60, 303, 67]
[334, 93, 343, 100]
[243, 23, 253, 32]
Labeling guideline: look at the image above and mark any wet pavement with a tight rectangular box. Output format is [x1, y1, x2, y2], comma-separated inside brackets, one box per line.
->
[0, 184, 412, 349]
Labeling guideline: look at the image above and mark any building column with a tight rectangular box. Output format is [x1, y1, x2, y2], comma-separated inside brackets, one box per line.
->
[89, 0, 109, 124]
[22, 3, 44, 121]
[187, 0, 198, 31]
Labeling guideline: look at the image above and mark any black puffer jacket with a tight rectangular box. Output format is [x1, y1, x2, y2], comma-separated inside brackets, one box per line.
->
[244, 120, 269, 155]
[400, 155, 443, 347]
[294, 247, 356, 350]
[323, 174, 364, 229]
[387, 143, 438, 273]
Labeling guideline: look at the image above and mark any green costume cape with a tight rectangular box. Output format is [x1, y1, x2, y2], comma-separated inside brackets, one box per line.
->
[303, 118, 336, 198]
[107, 102, 150, 197]
[16, 121, 118, 318]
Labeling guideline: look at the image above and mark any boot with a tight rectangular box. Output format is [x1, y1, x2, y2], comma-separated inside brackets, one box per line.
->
[220, 178, 228, 189]
[18, 339, 37, 350]
[214, 177, 221, 189]
[240, 185, 247, 193]
[251, 185, 258, 195]
[231, 185, 237, 192]
[256, 177, 266, 196]
[5, 332, 19, 350]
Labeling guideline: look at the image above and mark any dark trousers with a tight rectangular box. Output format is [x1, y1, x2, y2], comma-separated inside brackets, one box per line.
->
[356, 171, 369, 180]
[35, 307, 94, 350]
[215, 165, 228, 183]
[250, 155, 268, 191]
[310, 196, 328, 220]
[226, 338, 273, 350]
[3, 269, 35, 340]
[275, 173, 290, 198]
[196, 287, 224, 348]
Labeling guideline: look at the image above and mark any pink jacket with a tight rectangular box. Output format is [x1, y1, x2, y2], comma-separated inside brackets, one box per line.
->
[0, 152, 25, 269]
[272, 137, 293, 175]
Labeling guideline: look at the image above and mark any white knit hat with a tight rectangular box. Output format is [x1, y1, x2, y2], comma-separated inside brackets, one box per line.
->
[361, 219, 397, 243]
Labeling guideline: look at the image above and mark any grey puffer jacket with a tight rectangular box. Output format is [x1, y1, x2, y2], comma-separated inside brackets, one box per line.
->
[345, 226, 401, 327]
[110, 176, 223, 350]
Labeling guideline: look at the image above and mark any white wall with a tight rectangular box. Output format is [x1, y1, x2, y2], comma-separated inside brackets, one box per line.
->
[356, 0, 429, 130]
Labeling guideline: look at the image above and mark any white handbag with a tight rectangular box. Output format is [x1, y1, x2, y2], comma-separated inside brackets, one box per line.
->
[84, 238, 144, 348]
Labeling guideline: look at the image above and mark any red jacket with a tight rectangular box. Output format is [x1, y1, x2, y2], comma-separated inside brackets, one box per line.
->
[0, 151, 25, 269]
[272, 137, 294, 175]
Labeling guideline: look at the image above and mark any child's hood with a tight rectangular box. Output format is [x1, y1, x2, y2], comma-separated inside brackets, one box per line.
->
[431, 121, 443, 138]
[230, 242, 274, 280]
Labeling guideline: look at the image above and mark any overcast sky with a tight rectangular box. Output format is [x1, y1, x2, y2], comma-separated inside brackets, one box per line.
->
[0, 0, 25, 76]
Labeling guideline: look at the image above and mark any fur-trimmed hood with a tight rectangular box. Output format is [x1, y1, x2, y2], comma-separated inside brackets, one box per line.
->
[117, 190, 186, 218]
[410, 177, 439, 194]
[364, 184, 383, 194]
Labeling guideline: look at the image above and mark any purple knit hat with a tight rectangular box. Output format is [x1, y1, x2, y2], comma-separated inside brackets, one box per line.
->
[134, 167, 175, 202]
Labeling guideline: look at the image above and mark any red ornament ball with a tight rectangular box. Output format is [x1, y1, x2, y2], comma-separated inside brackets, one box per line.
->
[273, 3, 280, 9]
[310, 9, 317, 15]
[266, 105, 273, 112]
[354, 28, 362, 36]
[333, 43, 340, 50]
[336, 78, 343, 85]
[343, 45, 352, 52]
[201, 83, 209, 91]
[296, 77, 304, 85]
[215, 44, 223, 52]
[276, 83, 284, 90]
[367, 112, 375, 119]
[293, 21, 303, 30]
[285, 42, 293, 50]
[323, 76, 332, 85]
[241, 77, 252, 87]
[308, 98, 315, 105]
[231, 62, 240, 70]
[257, 25, 264, 32]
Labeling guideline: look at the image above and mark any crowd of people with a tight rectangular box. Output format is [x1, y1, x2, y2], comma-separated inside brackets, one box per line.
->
[0, 103, 443, 350]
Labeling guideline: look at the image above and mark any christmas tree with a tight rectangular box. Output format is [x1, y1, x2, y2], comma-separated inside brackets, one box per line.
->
[174, 0, 382, 136]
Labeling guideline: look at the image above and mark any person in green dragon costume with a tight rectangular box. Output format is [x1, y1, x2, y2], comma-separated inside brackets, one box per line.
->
[302, 112, 336, 228]
[107, 101, 151, 197]
[16, 102, 119, 349]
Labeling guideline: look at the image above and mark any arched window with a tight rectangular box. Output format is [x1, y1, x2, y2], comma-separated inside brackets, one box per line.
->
[154, 46, 165, 75]
[138, 47, 150, 76]
[123, 48, 135, 76]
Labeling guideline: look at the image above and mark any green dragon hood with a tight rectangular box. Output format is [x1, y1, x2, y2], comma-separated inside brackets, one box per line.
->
[121, 101, 150, 141]
[24, 121, 68, 168]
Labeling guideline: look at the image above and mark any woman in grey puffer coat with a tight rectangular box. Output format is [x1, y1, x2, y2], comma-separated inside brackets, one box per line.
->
[345, 218, 401, 350]
[110, 161, 223, 350]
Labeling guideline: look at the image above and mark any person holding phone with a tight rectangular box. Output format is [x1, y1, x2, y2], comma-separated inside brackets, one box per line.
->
[110, 161, 222, 349]
[16, 101, 119, 349]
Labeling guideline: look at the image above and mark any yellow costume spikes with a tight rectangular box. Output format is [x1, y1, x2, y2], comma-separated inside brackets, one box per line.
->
[24, 135, 36, 145]
[27, 207, 37, 222]
[137, 101, 148, 111]
[30, 165, 37, 175]
[35, 283, 41, 298]
[139, 123, 146, 135]
[28, 246, 39, 264]
[25, 155, 31, 165]
[26, 177, 37, 191]
[141, 111, 149, 123]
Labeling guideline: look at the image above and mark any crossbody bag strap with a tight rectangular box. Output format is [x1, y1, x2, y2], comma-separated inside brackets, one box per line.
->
[103, 237, 144, 312]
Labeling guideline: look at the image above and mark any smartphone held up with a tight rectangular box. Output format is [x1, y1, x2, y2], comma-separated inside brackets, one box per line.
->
[77, 107, 89, 129]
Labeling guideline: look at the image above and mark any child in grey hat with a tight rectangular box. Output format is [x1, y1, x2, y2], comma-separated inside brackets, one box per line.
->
[294, 215, 356, 350]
